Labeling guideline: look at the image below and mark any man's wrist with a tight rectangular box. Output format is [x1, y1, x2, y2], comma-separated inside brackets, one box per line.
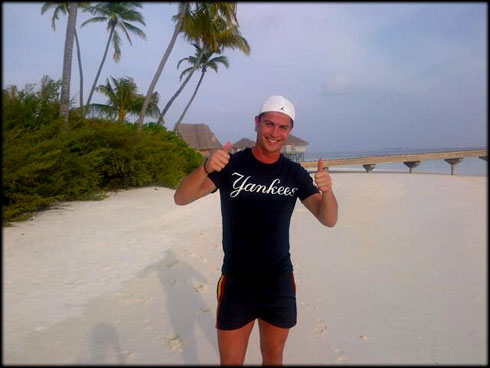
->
[203, 158, 210, 174]
[321, 188, 333, 196]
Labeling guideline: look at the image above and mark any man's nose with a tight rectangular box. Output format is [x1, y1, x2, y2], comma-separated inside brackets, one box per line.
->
[271, 125, 280, 137]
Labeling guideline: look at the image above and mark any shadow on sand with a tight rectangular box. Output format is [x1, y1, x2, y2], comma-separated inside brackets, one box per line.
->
[86, 323, 125, 364]
[141, 249, 218, 363]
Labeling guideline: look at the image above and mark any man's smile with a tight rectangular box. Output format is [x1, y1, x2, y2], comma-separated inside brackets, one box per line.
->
[266, 137, 281, 144]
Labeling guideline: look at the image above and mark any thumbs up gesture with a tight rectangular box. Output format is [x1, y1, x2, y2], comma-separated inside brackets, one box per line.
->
[205, 141, 231, 174]
[314, 158, 332, 193]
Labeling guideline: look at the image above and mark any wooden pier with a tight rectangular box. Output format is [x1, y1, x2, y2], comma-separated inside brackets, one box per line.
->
[300, 148, 487, 175]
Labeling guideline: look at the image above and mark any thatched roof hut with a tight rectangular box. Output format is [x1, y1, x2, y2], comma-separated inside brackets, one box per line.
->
[284, 134, 309, 148]
[231, 137, 255, 153]
[174, 123, 223, 156]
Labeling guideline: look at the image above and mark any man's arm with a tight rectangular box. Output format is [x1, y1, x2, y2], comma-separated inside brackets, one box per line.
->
[301, 159, 338, 227]
[174, 142, 231, 206]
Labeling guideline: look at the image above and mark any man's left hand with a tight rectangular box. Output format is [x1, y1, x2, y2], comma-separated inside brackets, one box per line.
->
[314, 158, 332, 193]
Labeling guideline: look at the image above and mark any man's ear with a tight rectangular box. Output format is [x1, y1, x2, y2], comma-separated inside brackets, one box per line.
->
[254, 115, 260, 132]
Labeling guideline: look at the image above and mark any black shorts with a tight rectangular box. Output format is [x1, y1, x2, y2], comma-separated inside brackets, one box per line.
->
[216, 270, 297, 330]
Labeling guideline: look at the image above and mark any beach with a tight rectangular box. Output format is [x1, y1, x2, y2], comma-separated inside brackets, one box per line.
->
[3, 172, 487, 365]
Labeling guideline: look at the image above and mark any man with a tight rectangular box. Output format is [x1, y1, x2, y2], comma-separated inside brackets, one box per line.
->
[174, 95, 338, 365]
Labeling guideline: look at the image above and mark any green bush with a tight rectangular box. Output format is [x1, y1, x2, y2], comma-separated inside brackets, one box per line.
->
[2, 79, 204, 224]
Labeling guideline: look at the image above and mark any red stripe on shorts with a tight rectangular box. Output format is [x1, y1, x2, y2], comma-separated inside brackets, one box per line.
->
[291, 271, 296, 294]
[215, 275, 226, 328]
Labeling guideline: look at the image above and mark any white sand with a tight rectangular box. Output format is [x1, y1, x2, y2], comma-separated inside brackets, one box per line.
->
[3, 173, 487, 364]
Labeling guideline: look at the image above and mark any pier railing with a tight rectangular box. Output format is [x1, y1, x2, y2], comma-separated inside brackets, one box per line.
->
[300, 148, 487, 175]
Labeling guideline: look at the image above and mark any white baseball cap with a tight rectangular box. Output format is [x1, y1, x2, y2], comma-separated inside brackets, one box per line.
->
[259, 95, 295, 123]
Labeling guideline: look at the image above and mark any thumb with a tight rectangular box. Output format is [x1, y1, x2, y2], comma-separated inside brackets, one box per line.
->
[223, 141, 231, 153]
[317, 158, 324, 172]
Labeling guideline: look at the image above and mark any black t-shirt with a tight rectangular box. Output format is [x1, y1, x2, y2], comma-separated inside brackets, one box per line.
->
[208, 148, 320, 277]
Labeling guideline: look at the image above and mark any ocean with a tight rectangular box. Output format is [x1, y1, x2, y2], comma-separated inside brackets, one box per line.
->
[304, 146, 488, 177]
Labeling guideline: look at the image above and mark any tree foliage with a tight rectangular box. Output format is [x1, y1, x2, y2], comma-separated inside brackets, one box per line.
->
[174, 42, 229, 126]
[2, 77, 203, 224]
[81, 2, 147, 107]
[87, 76, 160, 123]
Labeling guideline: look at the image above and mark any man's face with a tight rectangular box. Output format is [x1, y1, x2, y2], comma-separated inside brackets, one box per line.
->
[254, 111, 293, 155]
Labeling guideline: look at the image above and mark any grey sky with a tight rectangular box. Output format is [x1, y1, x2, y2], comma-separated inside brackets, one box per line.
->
[2, 2, 487, 152]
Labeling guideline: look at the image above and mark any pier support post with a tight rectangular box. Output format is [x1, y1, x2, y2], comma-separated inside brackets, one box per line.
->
[403, 161, 421, 174]
[362, 164, 376, 173]
[444, 158, 463, 175]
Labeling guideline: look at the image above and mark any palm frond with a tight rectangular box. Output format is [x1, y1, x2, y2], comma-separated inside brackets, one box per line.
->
[119, 8, 145, 26]
[40, 2, 56, 14]
[112, 30, 122, 62]
[177, 57, 191, 69]
[117, 21, 133, 46]
[133, 92, 160, 118]
[80, 16, 107, 27]
[86, 103, 116, 119]
[41, 2, 68, 31]
[121, 21, 147, 40]
[179, 66, 196, 81]
[209, 55, 229, 67]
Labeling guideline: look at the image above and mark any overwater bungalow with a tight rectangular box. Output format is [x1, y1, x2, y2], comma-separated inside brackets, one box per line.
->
[282, 134, 309, 162]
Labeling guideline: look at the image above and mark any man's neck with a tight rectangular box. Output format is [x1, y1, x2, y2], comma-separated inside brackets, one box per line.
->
[251, 145, 281, 164]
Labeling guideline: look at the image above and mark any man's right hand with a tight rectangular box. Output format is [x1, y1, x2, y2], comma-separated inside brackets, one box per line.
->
[205, 141, 231, 173]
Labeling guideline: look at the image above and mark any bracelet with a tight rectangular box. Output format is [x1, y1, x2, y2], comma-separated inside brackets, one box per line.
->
[203, 158, 210, 174]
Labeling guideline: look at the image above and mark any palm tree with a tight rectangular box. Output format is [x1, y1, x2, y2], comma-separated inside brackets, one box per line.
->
[86, 76, 160, 124]
[81, 2, 146, 109]
[58, 2, 78, 131]
[137, 2, 190, 131]
[174, 43, 229, 127]
[41, 2, 90, 117]
[138, 2, 250, 131]
[154, 3, 250, 126]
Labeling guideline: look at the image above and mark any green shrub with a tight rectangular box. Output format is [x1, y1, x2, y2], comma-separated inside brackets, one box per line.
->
[2, 80, 204, 224]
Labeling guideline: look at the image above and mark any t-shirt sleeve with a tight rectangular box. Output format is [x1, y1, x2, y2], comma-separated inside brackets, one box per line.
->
[207, 170, 222, 192]
[297, 166, 320, 201]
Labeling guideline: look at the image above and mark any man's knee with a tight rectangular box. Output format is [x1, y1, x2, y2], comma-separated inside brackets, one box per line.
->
[220, 354, 246, 366]
[260, 337, 287, 363]
[260, 338, 286, 353]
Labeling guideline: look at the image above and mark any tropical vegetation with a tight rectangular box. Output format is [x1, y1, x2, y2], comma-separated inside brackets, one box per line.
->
[81, 2, 147, 108]
[139, 2, 250, 129]
[41, 2, 91, 117]
[174, 42, 229, 127]
[2, 76, 202, 224]
[3, 2, 250, 224]
[86, 76, 160, 124]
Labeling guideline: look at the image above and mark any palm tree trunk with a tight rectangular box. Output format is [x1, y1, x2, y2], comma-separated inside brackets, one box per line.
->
[156, 48, 205, 125]
[138, 3, 188, 132]
[74, 29, 84, 117]
[60, 3, 78, 132]
[86, 25, 115, 109]
[175, 69, 206, 129]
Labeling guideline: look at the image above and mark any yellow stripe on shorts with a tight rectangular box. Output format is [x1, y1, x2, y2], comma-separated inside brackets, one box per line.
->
[217, 274, 225, 301]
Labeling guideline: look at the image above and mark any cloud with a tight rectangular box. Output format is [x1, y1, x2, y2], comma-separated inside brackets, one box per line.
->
[321, 74, 357, 95]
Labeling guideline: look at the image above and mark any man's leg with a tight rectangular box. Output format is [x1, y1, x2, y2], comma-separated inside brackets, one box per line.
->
[217, 319, 255, 365]
[258, 318, 290, 365]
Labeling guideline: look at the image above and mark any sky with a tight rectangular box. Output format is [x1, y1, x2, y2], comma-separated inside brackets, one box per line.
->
[2, 2, 488, 153]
